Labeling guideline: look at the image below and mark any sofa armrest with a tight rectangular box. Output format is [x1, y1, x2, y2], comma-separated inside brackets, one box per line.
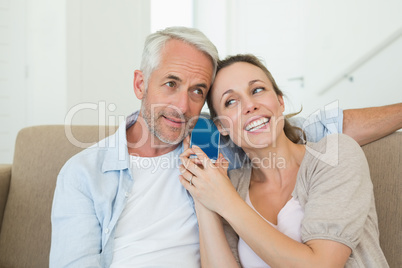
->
[0, 164, 11, 233]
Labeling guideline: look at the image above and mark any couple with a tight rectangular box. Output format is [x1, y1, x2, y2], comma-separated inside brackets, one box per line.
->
[50, 27, 397, 267]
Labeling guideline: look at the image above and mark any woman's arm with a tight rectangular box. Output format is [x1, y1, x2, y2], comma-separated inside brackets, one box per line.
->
[222, 196, 351, 268]
[180, 154, 239, 267]
[180, 143, 366, 268]
[194, 202, 239, 268]
[184, 168, 351, 267]
[180, 153, 239, 267]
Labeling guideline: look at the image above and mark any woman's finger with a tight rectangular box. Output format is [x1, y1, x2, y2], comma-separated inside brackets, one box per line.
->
[180, 147, 203, 165]
[216, 153, 229, 173]
[180, 154, 203, 177]
[179, 165, 197, 186]
[183, 135, 191, 151]
[179, 175, 196, 194]
[180, 147, 195, 158]
[191, 145, 214, 170]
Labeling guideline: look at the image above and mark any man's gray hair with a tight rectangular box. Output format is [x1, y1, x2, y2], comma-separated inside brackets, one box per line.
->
[140, 26, 219, 89]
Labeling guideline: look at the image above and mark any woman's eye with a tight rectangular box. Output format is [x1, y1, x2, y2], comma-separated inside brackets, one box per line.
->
[253, 87, 264, 94]
[225, 99, 236, 107]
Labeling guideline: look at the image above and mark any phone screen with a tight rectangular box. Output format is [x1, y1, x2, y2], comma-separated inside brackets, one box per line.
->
[190, 115, 220, 162]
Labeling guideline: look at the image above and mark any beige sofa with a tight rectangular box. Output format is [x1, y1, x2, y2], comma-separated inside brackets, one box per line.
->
[0, 126, 401, 268]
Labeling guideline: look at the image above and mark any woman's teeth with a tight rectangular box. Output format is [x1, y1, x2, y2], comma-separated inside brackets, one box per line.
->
[245, 117, 270, 132]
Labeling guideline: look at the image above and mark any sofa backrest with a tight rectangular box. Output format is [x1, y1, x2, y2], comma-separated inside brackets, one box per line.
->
[361, 132, 402, 268]
[0, 125, 117, 268]
[0, 126, 400, 267]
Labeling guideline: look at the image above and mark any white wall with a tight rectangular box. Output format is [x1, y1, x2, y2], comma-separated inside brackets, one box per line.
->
[194, 0, 306, 114]
[301, 33, 402, 116]
[66, 0, 150, 126]
[0, 0, 150, 163]
[2, 1, 401, 163]
[0, 0, 27, 163]
[195, 0, 306, 114]
[195, 0, 402, 117]
[0, 0, 66, 163]
[301, 0, 402, 116]
[193, 0, 229, 58]
[26, 0, 67, 125]
[151, 0, 193, 32]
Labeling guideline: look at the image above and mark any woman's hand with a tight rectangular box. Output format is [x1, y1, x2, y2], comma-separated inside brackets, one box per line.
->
[179, 145, 240, 216]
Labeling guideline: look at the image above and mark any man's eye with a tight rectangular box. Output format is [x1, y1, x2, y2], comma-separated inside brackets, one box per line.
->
[193, 88, 204, 96]
[165, 81, 176, 88]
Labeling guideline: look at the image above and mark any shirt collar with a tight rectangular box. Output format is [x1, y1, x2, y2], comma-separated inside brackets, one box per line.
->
[101, 111, 139, 173]
[100, 111, 185, 173]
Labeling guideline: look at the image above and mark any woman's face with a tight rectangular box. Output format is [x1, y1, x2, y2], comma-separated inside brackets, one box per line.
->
[211, 62, 285, 149]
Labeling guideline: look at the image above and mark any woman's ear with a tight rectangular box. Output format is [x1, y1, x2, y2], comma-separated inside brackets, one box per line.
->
[278, 95, 285, 113]
[133, 70, 145, 99]
[216, 120, 229, 136]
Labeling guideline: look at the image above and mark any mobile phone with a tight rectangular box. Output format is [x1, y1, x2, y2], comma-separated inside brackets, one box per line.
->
[190, 114, 220, 162]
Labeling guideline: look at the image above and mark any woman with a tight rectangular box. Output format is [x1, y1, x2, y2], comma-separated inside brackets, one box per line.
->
[179, 54, 388, 267]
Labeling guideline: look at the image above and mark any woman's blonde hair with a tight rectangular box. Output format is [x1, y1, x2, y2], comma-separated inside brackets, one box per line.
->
[206, 54, 305, 144]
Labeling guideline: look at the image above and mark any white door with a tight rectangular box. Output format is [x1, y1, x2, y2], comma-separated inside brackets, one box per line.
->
[0, 0, 27, 163]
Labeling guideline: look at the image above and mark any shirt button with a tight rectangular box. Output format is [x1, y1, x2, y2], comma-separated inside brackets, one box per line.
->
[105, 228, 109, 234]
[125, 192, 129, 198]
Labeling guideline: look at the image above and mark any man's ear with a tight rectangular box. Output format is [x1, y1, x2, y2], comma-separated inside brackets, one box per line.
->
[133, 70, 145, 99]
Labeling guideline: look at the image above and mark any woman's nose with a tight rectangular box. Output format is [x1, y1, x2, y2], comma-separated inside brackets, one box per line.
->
[242, 97, 259, 115]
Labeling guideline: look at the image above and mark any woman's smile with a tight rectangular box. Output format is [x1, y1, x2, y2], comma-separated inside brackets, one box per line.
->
[244, 116, 270, 132]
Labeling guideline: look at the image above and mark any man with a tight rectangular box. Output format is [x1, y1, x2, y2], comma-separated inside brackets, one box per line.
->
[50, 26, 402, 267]
[50, 26, 218, 268]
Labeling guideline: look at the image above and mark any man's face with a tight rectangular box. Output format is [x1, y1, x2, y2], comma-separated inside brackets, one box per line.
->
[140, 39, 214, 146]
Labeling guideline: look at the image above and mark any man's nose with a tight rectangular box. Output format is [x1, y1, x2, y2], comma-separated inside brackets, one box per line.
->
[174, 90, 190, 114]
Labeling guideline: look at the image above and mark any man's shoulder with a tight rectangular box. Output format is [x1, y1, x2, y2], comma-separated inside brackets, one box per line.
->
[60, 143, 105, 172]
[59, 134, 118, 176]
[60, 115, 134, 174]
[288, 108, 344, 142]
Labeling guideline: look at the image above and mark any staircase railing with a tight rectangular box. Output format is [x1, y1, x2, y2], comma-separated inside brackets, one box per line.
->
[318, 26, 402, 95]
